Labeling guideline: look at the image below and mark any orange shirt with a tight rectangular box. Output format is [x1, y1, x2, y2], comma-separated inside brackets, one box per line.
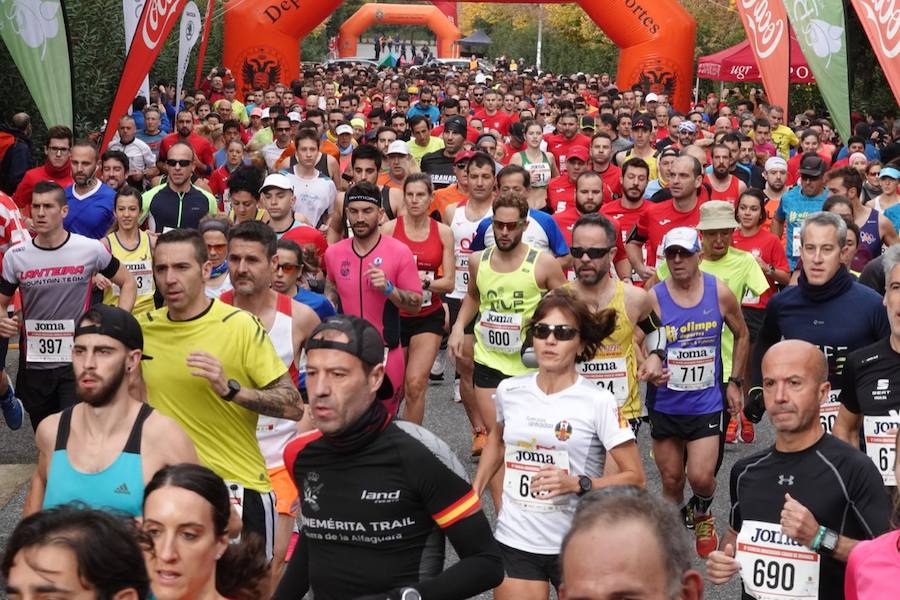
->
[430, 184, 466, 220]
[377, 172, 403, 190]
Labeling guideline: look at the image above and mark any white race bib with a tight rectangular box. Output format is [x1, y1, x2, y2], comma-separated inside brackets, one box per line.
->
[863, 415, 900, 486]
[503, 446, 570, 512]
[418, 270, 434, 307]
[225, 480, 245, 543]
[479, 311, 521, 353]
[454, 252, 470, 294]
[736, 520, 819, 600]
[666, 346, 716, 391]
[742, 287, 760, 305]
[819, 391, 841, 434]
[578, 356, 629, 404]
[791, 228, 801, 258]
[25, 319, 74, 363]
[113, 260, 154, 297]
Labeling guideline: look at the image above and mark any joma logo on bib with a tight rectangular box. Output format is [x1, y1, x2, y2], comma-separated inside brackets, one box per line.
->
[749, 527, 803, 546]
[870, 420, 900, 435]
[32, 322, 67, 332]
[515, 450, 556, 464]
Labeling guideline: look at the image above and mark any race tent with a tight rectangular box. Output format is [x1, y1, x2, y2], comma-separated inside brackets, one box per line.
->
[697, 32, 814, 84]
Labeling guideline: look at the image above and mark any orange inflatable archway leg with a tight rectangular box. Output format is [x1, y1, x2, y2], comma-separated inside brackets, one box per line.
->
[337, 4, 460, 59]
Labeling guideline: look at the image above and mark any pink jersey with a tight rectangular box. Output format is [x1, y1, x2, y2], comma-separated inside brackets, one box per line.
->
[324, 234, 422, 349]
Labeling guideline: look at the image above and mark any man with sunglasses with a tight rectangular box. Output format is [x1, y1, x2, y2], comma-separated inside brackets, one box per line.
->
[771, 153, 830, 271]
[218, 221, 319, 583]
[646, 227, 748, 558]
[262, 115, 295, 174]
[568, 213, 665, 432]
[449, 192, 566, 496]
[141, 142, 217, 233]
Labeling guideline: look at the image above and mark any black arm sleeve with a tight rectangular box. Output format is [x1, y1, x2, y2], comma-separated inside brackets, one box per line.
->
[271, 530, 310, 600]
[99, 256, 122, 279]
[414, 511, 504, 600]
[0, 278, 17, 298]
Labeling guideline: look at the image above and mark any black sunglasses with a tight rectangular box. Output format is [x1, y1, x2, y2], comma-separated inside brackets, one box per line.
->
[166, 159, 191, 167]
[532, 323, 579, 341]
[570, 246, 614, 259]
[664, 247, 695, 259]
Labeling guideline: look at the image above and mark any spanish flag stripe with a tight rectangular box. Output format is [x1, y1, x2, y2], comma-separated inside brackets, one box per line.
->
[433, 490, 480, 528]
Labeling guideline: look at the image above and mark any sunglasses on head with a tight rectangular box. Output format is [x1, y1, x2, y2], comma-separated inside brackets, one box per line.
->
[166, 159, 191, 167]
[532, 323, 579, 341]
[570, 246, 614, 260]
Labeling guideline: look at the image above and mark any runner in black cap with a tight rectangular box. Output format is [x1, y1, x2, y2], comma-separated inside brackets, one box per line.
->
[421, 116, 468, 190]
[277, 315, 503, 600]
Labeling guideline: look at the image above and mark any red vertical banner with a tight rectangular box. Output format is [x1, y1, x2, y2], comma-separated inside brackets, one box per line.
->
[849, 0, 900, 104]
[193, 0, 216, 90]
[734, 0, 791, 112]
[101, 0, 189, 152]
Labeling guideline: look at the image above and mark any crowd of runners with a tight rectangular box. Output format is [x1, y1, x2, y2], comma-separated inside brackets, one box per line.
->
[0, 58, 899, 600]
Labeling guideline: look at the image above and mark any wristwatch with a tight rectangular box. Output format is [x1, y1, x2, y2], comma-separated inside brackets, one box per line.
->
[400, 588, 422, 600]
[728, 376, 744, 387]
[817, 528, 839, 557]
[767, 264, 776, 276]
[222, 379, 241, 401]
[649, 348, 666, 360]
[577, 475, 593, 496]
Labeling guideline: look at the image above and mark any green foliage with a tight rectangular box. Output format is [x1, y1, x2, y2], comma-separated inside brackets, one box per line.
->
[0, 0, 223, 140]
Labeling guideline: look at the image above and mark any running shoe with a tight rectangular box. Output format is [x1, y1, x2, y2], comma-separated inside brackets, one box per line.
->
[429, 350, 445, 383]
[693, 513, 718, 558]
[0, 382, 23, 431]
[725, 415, 739, 444]
[453, 378, 462, 403]
[739, 413, 756, 444]
[471, 427, 487, 457]
[681, 502, 694, 530]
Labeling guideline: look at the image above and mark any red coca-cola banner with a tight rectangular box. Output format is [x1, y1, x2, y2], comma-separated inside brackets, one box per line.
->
[101, 0, 189, 152]
[734, 0, 791, 112]
[193, 0, 216, 91]
[849, 0, 900, 104]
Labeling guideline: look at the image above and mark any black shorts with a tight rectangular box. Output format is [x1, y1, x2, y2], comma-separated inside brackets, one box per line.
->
[17, 364, 77, 432]
[649, 410, 725, 441]
[238, 487, 276, 562]
[498, 541, 561, 588]
[473, 362, 512, 389]
[0, 336, 8, 368]
[741, 307, 765, 344]
[444, 296, 476, 335]
[400, 308, 446, 347]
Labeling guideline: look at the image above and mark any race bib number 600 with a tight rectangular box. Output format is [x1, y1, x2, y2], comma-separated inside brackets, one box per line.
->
[819, 390, 841, 434]
[736, 520, 819, 600]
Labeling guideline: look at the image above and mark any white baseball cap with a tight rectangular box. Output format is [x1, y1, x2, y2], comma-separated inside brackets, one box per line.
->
[386, 140, 410, 156]
[336, 124, 354, 136]
[261, 107, 271, 119]
[287, 111, 302, 122]
[645, 92, 659, 103]
[662, 227, 700, 254]
[260, 173, 293, 193]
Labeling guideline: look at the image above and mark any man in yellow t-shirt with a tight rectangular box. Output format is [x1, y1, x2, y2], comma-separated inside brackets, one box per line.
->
[139, 228, 302, 560]
[769, 105, 799, 160]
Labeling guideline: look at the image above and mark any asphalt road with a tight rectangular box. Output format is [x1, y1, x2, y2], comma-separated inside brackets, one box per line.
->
[0, 347, 767, 599]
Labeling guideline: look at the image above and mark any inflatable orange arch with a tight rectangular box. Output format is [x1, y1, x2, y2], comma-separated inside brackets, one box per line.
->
[223, 0, 696, 110]
[338, 4, 460, 59]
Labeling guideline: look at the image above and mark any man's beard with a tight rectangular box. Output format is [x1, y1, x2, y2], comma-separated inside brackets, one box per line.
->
[77, 362, 127, 408]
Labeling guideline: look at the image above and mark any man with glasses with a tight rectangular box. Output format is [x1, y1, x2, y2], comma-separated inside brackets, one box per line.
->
[141, 142, 217, 233]
[646, 227, 748, 557]
[262, 115, 295, 174]
[568, 213, 665, 433]
[407, 86, 440, 125]
[772, 153, 830, 271]
[157, 110, 214, 178]
[12, 125, 74, 215]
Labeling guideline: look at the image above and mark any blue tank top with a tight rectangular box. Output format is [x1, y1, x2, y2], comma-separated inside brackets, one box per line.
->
[42, 404, 152, 516]
[651, 272, 724, 415]
[852, 209, 882, 272]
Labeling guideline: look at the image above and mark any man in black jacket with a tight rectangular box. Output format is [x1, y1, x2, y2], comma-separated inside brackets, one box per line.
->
[0, 113, 34, 195]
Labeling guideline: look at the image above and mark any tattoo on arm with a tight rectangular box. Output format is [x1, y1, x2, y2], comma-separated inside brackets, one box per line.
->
[234, 372, 303, 420]
[394, 289, 422, 311]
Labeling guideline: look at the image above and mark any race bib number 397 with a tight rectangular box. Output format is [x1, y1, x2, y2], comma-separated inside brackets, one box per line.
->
[736, 520, 819, 600]
[25, 319, 74, 363]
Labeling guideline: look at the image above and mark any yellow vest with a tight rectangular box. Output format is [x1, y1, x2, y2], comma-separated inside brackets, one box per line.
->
[103, 231, 155, 315]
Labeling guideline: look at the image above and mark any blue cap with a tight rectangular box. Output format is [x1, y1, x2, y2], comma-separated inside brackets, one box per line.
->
[879, 166, 900, 180]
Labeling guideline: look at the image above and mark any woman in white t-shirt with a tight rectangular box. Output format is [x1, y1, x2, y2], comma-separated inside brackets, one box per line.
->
[473, 288, 645, 599]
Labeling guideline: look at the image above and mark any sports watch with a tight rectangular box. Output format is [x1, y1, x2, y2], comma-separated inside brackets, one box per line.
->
[577, 475, 593, 496]
[222, 379, 241, 401]
[817, 528, 839, 557]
